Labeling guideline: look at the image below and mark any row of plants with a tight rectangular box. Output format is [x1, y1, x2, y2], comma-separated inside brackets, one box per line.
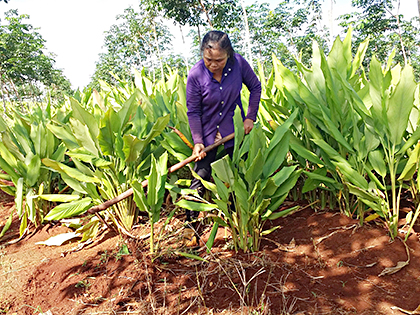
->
[0, 30, 419, 254]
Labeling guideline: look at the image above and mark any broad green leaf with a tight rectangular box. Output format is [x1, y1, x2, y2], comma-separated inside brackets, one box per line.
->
[233, 108, 245, 164]
[161, 132, 192, 162]
[312, 138, 369, 190]
[42, 158, 100, 183]
[290, 135, 322, 165]
[192, 169, 218, 195]
[69, 97, 99, 140]
[232, 177, 249, 214]
[272, 165, 299, 187]
[347, 183, 384, 213]
[0, 155, 20, 184]
[44, 198, 92, 220]
[0, 209, 14, 239]
[211, 156, 235, 187]
[37, 194, 81, 202]
[368, 56, 387, 132]
[51, 143, 67, 162]
[98, 108, 120, 156]
[174, 251, 208, 262]
[398, 125, 420, 155]
[123, 114, 170, 163]
[245, 149, 264, 185]
[70, 118, 99, 157]
[398, 142, 420, 181]
[0, 141, 19, 170]
[175, 199, 218, 212]
[263, 110, 298, 177]
[265, 205, 300, 220]
[16, 178, 23, 217]
[47, 124, 79, 150]
[351, 38, 369, 78]
[26, 154, 41, 187]
[263, 132, 290, 178]
[132, 180, 148, 214]
[118, 92, 139, 128]
[387, 65, 416, 145]
[205, 222, 219, 253]
[368, 150, 387, 178]
[60, 173, 88, 194]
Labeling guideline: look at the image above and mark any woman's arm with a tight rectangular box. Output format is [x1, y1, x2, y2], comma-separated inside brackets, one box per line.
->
[186, 70, 205, 146]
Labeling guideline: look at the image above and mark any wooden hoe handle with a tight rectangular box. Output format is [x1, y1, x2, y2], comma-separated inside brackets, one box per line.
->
[86, 132, 235, 215]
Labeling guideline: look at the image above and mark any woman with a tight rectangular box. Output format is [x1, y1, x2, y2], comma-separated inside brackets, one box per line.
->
[185, 30, 261, 240]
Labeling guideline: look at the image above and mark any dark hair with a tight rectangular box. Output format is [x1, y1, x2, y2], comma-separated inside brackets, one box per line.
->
[200, 31, 234, 60]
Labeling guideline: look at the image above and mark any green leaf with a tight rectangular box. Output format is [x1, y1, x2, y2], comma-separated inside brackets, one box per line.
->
[175, 199, 218, 212]
[70, 118, 99, 157]
[26, 154, 41, 187]
[47, 124, 80, 150]
[233, 108, 245, 164]
[211, 175, 228, 200]
[263, 110, 298, 177]
[290, 135, 323, 165]
[16, 178, 23, 217]
[42, 158, 101, 183]
[0, 155, 20, 184]
[0, 209, 14, 239]
[174, 251, 208, 262]
[266, 205, 300, 220]
[211, 156, 235, 187]
[98, 108, 120, 156]
[368, 150, 387, 178]
[245, 149, 264, 185]
[132, 180, 148, 214]
[387, 65, 416, 145]
[44, 198, 92, 221]
[123, 114, 170, 163]
[398, 142, 420, 181]
[312, 138, 368, 190]
[232, 177, 249, 214]
[69, 97, 99, 141]
[37, 194, 81, 202]
[205, 222, 219, 253]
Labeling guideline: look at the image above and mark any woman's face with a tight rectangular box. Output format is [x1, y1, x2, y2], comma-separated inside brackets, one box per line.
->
[203, 43, 228, 75]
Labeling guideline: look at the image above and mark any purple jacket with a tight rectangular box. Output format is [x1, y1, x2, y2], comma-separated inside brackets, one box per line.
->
[186, 53, 261, 148]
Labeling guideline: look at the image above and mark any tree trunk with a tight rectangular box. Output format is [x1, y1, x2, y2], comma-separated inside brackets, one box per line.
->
[329, 0, 334, 46]
[197, 26, 202, 52]
[0, 73, 7, 113]
[179, 24, 190, 72]
[418, 0, 420, 21]
[241, 0, 253, 67]
[152, 20, 164, 80]
[198, 0, 213, 29]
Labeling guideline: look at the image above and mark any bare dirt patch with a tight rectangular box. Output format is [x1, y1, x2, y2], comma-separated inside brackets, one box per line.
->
[1, 190, 420, 314]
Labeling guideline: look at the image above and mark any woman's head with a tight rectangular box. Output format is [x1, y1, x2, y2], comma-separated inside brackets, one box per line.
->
[200, 31, 234, 75]
[200, 31, 234, 60]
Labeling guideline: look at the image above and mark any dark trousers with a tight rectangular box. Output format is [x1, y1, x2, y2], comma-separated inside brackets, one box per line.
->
[186, 146, 233, 221]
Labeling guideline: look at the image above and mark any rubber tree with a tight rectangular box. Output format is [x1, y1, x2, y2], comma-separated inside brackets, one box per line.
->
[89, 5, 172, 88]
[338, 0, 420, 79]
[0, 10, 71, 108]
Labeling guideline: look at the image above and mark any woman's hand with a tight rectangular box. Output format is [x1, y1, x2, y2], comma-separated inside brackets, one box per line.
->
[244, 118, 254, 134]
[193, 143, 206, 161]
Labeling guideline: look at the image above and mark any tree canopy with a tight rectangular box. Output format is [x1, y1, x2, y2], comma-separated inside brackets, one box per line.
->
[89, 4, 174, 89]
[0, 10, 72, 107]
